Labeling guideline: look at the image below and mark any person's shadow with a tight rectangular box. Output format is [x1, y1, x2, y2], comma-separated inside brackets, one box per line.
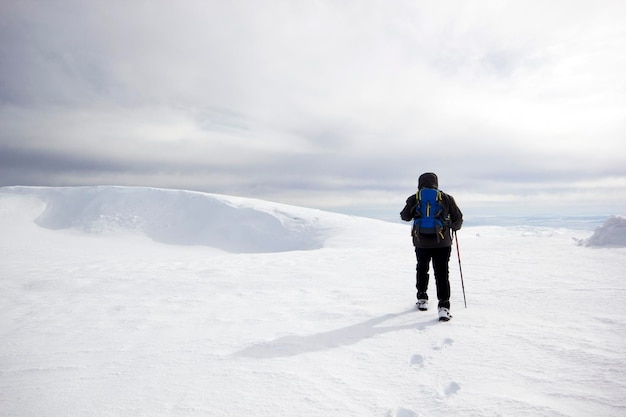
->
[233, 309, 438, 358]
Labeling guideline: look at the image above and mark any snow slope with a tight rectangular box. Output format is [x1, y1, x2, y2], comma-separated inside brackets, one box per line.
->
[1, 186, 625, 417]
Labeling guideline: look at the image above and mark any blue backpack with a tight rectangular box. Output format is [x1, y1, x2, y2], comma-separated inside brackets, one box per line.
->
[412, 188, 444, 240]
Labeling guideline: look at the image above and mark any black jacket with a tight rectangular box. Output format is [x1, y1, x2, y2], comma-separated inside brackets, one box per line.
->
[400, 173, 463, 248]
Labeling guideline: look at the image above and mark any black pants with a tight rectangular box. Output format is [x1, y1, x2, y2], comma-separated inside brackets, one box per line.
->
[415, 246, 451, 309]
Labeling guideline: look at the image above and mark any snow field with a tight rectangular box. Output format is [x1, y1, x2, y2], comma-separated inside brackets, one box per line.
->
[1, 186, 625, 417]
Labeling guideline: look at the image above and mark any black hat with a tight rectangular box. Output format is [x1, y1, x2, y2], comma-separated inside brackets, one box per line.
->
[418, 172, 438, 189]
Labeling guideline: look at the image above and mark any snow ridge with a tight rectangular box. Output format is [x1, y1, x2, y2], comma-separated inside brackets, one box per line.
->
[1, 186, 340, 253]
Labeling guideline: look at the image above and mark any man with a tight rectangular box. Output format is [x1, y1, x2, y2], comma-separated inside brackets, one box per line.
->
[400, 173, 463, 321]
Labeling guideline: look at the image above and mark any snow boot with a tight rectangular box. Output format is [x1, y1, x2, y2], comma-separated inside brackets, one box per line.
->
[438, 307, 452, 322]
[416, 299, 428, 311]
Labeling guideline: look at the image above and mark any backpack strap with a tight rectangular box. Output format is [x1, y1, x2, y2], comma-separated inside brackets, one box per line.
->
[413, 192, 421, 238]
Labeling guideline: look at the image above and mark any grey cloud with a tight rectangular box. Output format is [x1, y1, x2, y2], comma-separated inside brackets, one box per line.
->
[1, 0, 625, 217]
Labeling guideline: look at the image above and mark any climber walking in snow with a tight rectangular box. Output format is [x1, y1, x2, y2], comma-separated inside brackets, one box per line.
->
[400, 172, 463, 321]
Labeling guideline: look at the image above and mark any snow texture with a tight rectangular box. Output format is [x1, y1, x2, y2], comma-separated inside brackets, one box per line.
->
[1, 186, 625, 417]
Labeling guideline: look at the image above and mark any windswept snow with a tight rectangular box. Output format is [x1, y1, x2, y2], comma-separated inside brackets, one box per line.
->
[1, 186, 625, 417]
[582, 215, 626, 247]
[1, 186, 388, 253]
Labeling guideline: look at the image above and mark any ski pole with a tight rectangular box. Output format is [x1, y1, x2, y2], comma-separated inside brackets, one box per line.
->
[454, 231, 467, 308]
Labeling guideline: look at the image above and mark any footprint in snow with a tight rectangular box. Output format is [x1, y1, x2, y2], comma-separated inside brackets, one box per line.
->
[392, 407, 419, 417]
[409, 354, 424, 367]
[442, 381, 461, 396]
[433, 337, 453, 350]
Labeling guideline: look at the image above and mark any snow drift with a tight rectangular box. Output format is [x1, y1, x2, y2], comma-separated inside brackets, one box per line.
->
[583, 215, 626, 247]
[1, 186, 626, 417]
[0, 186, 365, 253]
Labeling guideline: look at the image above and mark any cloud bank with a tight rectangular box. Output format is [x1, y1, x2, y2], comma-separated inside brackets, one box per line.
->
[1, 0, 625, 218]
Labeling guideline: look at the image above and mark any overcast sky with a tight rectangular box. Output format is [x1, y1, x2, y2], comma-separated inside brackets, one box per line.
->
[1, 0, 625, 219]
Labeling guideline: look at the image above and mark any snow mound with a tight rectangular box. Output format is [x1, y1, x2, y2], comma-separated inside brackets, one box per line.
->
[583, 215, 626, 247]
[0, 186, 339, 253]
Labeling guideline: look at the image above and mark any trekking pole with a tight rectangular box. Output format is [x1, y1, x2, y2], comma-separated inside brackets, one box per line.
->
[454, 231, 467, 308]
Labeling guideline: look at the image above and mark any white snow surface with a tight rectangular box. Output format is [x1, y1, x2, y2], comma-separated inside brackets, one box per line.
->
[1, 186, 625, 417]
